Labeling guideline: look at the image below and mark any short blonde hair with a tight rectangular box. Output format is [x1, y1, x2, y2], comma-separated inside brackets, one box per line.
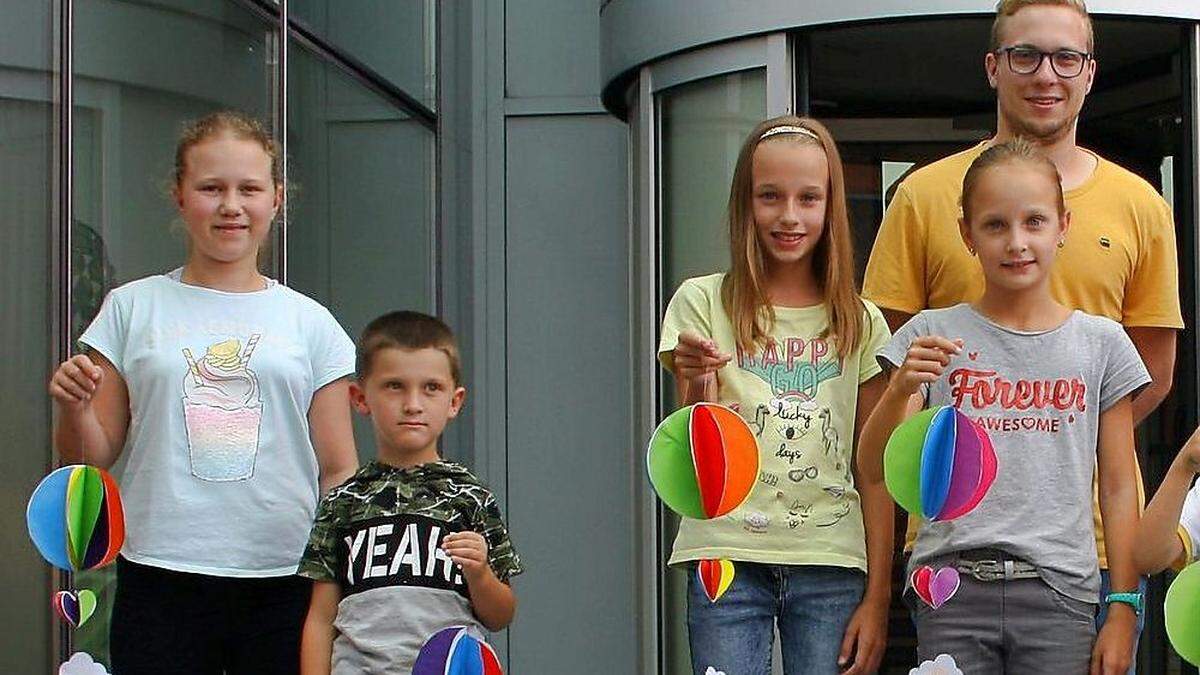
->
[991, 0, 1093, 53]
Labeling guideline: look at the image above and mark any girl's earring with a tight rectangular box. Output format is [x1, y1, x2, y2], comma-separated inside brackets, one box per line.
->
[1057, 240, 1065, 249]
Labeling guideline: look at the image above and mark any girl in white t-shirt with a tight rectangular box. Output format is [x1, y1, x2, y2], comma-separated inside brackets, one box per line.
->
[1136, 428, 1200, 572]
[49, 111, 358, 674]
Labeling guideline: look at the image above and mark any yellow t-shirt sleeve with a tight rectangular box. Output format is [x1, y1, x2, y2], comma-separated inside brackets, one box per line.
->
[658, 276, 716, 372]
[863, 183, 928, 315]
[1172, 525, 1193, 572]
[1123, 193, 1184, 328]
[858, 301, 893, 385]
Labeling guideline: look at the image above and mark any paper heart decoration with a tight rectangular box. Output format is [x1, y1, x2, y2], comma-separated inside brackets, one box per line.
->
[911, 566, 960, 610]
[697, 559, 735, 603]
[911, 566, 933, 606]
[53, 590, 97, 628]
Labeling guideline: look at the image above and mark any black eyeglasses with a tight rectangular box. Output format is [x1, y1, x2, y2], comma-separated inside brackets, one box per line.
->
[996, 46, 1091, 78]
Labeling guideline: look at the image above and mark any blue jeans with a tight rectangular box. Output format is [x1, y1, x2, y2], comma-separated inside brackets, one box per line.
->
[687, 563, 865, 675]
[1095, 571, 1147, 675]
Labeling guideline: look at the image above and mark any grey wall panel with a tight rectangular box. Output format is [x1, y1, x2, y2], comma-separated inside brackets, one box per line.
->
[506, 0, 603, 99]
[436, 0, 512, 510]
[505, 115, 634, 673]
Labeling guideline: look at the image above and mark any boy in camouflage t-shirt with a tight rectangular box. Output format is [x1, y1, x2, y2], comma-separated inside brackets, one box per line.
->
[298, 312, 522, 675]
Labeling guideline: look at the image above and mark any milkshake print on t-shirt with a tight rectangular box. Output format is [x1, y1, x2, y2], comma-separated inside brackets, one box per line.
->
[181, 335, 263, 481]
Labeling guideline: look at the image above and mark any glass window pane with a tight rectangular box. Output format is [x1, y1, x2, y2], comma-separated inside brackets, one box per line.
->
[807, 18, 995, 284]
[74, 0, 276, 286]
[290, 0, 436, 109]
[286, 40, 434, 461]
[660, 70, 766, 293]
[0, 3, 55, 672]
[656, 68, 766, 674]
[71, 1, 277, 666]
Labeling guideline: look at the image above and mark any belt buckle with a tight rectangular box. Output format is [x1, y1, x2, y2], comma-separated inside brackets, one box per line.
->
[978, 560, 1003, 582]
[962, 558, 1036, 582]
[958, 559, 1000, 582]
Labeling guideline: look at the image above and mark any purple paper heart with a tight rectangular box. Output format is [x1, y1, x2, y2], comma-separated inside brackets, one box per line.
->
[929, 567, 960, 609]
[53, 591, 80, 627]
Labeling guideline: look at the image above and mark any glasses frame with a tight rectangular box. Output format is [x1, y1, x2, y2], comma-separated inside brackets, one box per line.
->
[995, 46, 1093, 78]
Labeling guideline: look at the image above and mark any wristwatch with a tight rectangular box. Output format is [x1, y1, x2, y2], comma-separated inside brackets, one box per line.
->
[1105, 591, 1144, 616]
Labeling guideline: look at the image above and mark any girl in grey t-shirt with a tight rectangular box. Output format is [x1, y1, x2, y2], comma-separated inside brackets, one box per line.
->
[858, 139, 1148, 675]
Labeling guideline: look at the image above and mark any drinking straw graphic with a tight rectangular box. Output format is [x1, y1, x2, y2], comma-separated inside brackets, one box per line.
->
[240, 334, 261, 365]
[181, 348, 201, 385]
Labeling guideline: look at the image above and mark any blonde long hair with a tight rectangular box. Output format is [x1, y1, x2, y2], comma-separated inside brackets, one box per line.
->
[721, 116, 866, 359]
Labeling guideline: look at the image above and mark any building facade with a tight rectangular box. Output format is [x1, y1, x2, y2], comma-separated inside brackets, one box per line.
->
[3, 1, 1199, 673]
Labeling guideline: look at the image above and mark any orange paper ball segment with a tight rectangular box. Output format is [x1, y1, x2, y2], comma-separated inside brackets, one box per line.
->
[647, 403, 759, 519]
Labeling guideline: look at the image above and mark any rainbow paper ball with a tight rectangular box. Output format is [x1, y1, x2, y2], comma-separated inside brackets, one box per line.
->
[884, 406, 996, 521]
[26, 465, 124, 572]
[413, 626, 502, 675]
[1167, 561, 1200, 665]
[647, 403, 759, 520]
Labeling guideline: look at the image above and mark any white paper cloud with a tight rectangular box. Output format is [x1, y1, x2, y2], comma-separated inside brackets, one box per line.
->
[60, 652, 110, 675]
[909, 654, 963, 675]
[704, 668, 727, 675]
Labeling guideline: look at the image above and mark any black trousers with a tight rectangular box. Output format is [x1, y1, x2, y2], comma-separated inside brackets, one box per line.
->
[110, 556, 311, 675]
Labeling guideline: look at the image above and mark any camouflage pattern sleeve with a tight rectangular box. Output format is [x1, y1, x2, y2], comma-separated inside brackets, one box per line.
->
[297, 492, 343, 582]
[475, 492, 523, 582]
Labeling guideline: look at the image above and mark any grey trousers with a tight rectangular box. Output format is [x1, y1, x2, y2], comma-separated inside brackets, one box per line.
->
[910, 568, 1097, 674]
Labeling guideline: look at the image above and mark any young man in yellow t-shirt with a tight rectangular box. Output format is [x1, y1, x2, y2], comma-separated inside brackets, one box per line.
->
[863, 1, 1181, 672]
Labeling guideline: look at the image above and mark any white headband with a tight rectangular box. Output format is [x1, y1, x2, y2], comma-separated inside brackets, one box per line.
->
[759, 125, 820, 142]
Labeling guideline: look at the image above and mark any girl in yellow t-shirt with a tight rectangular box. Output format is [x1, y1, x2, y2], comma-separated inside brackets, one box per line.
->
[658, 116, 892, 675]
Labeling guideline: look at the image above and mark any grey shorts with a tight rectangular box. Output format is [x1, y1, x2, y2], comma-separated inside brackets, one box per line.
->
[907, 551, 1097, 675]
